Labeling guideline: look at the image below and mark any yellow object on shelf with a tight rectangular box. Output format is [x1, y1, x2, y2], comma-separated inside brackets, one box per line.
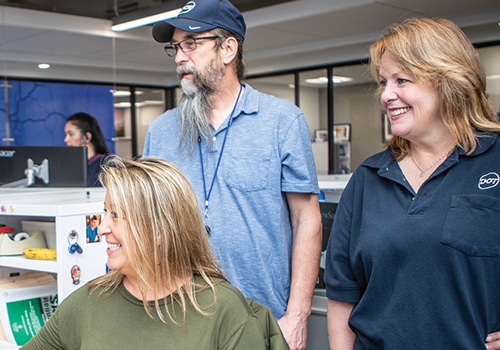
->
[22, 248, 56, 260]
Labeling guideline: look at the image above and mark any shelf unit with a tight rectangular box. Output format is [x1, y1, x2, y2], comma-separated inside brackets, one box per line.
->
[0, 188, 108, 302]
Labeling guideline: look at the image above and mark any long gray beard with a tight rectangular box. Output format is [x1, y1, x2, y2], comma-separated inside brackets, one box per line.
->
[177, 61, 225, 154]
[177, 56, 227, 154]
[178, 81, 213, 154]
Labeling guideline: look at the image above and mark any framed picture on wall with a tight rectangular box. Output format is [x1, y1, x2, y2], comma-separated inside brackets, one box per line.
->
[315, 129, 329, 141]
[333, 123, 351, 141]
[382, 112, 392, 142]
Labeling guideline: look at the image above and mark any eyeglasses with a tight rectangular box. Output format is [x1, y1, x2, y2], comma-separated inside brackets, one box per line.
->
[164, 36, 220, 57]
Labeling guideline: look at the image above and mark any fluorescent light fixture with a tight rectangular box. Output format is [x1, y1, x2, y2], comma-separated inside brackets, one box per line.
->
[111, 1, 186, 32]
[143, 100, 164, 106]
[305, 76, 353, 85]
[114, 102, 132, 108]
[114, 100, 163, 108]
[112, 90, 131, 97]
[111, 90, 144, 97]
[38, 63, 50, 69]
[333, 76, 353, 84]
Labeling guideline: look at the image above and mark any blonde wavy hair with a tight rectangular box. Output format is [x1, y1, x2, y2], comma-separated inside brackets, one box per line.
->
[88, 156, 225, 323]
[370, 17, 499, 160]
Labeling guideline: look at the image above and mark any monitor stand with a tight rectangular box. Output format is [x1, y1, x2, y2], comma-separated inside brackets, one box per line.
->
[1, 159, 49, 188]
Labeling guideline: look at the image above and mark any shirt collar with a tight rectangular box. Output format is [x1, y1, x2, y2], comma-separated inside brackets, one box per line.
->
[235, 83, 258, 118]
[364, 131, 498, 172]
[463, 131, 497, 156]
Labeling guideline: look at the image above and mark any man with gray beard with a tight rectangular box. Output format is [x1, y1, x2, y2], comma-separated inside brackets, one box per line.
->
[143, 1, 321, 349]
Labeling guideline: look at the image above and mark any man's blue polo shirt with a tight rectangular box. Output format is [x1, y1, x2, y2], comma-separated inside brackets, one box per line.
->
[325, 132, 500, 348]
[143, 84, 319, 319]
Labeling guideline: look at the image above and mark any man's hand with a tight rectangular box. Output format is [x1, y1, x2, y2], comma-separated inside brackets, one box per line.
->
[278, 312, 308, 350]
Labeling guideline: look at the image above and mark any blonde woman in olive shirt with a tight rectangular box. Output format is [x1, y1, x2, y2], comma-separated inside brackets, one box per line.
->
[22, 157, 282, 349]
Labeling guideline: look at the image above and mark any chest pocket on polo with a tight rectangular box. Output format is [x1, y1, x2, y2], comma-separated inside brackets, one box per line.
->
[224, 148, 271, 192]
[441, 195, 500, 256]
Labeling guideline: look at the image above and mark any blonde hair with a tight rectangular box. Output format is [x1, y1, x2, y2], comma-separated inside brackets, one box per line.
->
[370, 17, 499, 160]
[88, 156, 225, 323]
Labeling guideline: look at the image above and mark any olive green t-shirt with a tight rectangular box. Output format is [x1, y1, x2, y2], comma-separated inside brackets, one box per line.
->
[21, 277, 268, 350]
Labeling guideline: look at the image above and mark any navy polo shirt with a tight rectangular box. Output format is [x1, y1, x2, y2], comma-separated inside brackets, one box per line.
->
[325, 132, 500, 349]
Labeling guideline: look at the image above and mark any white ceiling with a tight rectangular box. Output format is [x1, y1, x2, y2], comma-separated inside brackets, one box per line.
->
[0, 0, 499, 87]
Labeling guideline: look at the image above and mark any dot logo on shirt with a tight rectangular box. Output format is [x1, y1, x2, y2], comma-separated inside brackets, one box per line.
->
[478, 172, 500, 190]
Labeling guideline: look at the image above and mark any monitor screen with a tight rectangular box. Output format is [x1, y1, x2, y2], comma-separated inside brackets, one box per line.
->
[0, 146, 88, 187]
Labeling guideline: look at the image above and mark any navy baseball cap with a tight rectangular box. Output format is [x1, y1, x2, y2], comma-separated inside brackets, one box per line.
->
[152, 0, 246, 43]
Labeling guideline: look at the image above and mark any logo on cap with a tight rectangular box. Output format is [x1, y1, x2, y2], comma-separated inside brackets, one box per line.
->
[179, 1, 196, 15]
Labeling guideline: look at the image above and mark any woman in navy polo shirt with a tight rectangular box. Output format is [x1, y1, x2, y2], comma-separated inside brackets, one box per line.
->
[325, 17, 500, 349]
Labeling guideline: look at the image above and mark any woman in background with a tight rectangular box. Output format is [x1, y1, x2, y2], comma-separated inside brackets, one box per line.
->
[21, 156, 283, 349]
[325, 17, 500, 349]
[64, 112, 109, 187]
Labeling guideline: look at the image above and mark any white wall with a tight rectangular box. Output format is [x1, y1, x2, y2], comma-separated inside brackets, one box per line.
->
[113, 104, 165, 158]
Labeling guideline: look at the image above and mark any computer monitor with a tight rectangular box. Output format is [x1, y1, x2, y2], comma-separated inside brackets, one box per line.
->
[316, 201, 338, 289]
[0, 146, 88, 187]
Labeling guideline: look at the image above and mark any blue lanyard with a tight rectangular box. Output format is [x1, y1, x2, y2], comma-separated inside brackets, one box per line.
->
[198, 83, 243, 225]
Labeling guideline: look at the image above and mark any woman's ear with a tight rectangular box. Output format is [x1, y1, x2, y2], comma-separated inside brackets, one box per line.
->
[85, 132, 92, 142]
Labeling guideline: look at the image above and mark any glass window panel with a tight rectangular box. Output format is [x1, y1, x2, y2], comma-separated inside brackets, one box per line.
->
[479, 46, 500, 119]
[333, 64, 380, 171]
[299, 69, 329, 173]
[135, 87, 165, 157]
[1, 80, 114, 151]
[113, 87, 166, 158]
[113, 85, 133, 158]
[245, 75, 295, 103]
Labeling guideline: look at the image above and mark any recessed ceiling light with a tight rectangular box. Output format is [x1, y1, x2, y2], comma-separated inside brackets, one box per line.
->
[38, 63, 50, 69]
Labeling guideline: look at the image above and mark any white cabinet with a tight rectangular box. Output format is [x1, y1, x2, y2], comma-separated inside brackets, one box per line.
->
[0, 188, 107, 302]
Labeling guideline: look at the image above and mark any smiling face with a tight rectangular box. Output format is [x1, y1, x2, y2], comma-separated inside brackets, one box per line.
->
[378, 53, 445, 144]
[99, 191, 134, 279]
